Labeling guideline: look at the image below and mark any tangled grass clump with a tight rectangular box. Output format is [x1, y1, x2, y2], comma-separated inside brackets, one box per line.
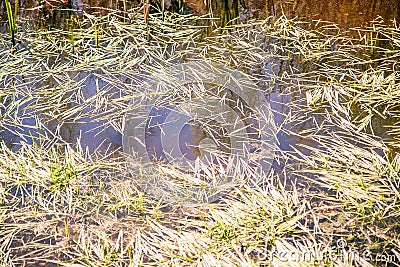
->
[0, 10, 399, 266]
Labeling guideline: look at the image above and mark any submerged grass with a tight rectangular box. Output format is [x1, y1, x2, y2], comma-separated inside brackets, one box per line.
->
[0, 10, 399, 266]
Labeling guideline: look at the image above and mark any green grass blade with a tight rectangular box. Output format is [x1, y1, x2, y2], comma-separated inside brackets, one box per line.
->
[4, 0, 15, 45]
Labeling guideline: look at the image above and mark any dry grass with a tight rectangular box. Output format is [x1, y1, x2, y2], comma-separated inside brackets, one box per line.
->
[0, 10, 399, 266]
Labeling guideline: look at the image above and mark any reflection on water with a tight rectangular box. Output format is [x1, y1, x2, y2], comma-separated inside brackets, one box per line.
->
[0, 98, 41, 150]
[56, 73, 122, 154]
[0, 72, 122, 154]
[0, 60, 394, 164]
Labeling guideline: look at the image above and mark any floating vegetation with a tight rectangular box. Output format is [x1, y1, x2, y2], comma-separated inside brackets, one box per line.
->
[0, 9, 399, 266]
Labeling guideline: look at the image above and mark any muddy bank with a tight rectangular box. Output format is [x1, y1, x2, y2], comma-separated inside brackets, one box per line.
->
[1, 0, 399, 28]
